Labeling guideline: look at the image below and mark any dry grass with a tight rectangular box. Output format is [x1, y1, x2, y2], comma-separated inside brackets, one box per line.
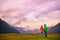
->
[0, 33, 60, 40]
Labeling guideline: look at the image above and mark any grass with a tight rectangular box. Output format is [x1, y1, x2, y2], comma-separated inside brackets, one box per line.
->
[0, 33, 60, 40]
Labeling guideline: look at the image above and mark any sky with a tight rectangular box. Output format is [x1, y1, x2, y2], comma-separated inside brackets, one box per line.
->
[0, 0, 60, 30]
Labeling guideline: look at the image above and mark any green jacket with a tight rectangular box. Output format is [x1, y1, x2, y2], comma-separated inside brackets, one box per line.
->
[44, 24, 48, 31]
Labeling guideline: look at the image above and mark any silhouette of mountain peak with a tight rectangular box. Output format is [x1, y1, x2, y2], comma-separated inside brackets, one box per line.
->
[0, 18, 4, 21]
[0, 18, 20, 33]
[54, 23, 60, 28]
[56, 23, 60, 26]
[48, 23, 60, 33]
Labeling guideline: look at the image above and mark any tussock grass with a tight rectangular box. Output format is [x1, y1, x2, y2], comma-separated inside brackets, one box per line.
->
[0, 33, 60, 40]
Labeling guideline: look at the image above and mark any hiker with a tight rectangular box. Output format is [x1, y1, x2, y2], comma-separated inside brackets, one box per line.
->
[44, 24, 48, 37]
[40, 25, 44, 37]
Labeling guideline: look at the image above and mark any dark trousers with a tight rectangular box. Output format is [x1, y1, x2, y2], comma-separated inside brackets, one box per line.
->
[44, 31, 47, 37]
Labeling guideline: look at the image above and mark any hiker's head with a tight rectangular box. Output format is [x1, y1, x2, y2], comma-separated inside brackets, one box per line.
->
[44, 24, 46, 26]
[41, 25, 43, 28]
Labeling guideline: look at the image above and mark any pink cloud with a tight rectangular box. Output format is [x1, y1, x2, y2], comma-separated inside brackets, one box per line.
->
[0, 0, 60, 30]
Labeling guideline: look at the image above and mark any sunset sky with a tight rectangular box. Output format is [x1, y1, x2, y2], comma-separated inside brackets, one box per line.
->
[0, 0, 60, 30]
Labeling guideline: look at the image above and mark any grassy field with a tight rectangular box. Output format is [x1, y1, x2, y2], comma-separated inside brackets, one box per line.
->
[0, 33, 60, 40]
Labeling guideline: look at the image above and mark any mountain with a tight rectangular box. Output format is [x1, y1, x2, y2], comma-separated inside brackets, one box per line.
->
[0, 19, 20, 33]
[48, 23, 60, 33]
[25, 29, 40, 34]
[0, 18, 39, 34]
[0, 18, 60, 34]
[15, 27, 27, 34]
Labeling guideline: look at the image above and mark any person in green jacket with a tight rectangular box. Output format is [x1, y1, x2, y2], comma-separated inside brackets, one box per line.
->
[44, 24, 48, 37]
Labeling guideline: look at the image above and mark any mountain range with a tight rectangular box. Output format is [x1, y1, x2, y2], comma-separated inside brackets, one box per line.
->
[0, 19, 20, 33]
[0, 18, 60, 34]
[48, 23, 60, 33]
